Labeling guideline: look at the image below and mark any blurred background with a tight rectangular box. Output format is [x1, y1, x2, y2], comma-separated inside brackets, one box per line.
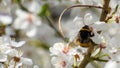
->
[0, 0, 105, 68]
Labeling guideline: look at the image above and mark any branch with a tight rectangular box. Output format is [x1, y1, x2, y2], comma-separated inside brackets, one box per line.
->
[78, 0, 110, 68]
[100, 0, 110, 21]
[78, 44, 94, 68]
[17, 0, 30, 12]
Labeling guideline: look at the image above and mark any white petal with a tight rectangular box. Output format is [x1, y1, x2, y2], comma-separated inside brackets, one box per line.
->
[32, 16, 42, 26]
[13, 18, 25, 29]
[73, 16, 84, 29]
[8, 49, 19, 57]
[15, 9, 28, 18]
[110, 0, 118, 9]
[91, 33, 104, 44]
[92, 21, 108, 31]
[21, 57, 33, 66]
[28, 1, 40, 13]
[20, 21, 30, 29]
[1, 45, 12, 54]
[0, 53, 7, 62]
[0, 15, 12, 24]
[11, 41, 25, 47]
[51, 57, 60, 65]
[108, 28, 118, 36]
[53, 43, 65, 51]
[108, 47, 117, 54]
[104, 61, 118, 68]
[49, 43, 65, 55]
[84, 13, 93, 25]
[26, 27, 37, 37]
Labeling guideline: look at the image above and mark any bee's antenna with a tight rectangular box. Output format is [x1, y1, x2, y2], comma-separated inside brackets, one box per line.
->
[58, 5, 103, 38]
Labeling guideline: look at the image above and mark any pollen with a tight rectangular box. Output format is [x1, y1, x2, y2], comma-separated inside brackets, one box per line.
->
[27, 14, 33, 23]
[62, 46, 70, 54]
[13, 56, 20, 62]
[61, 61, 66, 68]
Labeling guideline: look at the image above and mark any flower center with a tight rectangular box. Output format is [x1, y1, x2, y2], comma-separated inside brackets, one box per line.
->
[13, 56, 20, 62]
[27, 14, 33, 23]
[60, 61, 66, 68]
[62, 46, 70, 54]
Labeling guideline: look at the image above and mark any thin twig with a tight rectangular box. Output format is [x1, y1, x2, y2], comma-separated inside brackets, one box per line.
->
[17, 0, 30, 13]
[17, 1, 67, 41]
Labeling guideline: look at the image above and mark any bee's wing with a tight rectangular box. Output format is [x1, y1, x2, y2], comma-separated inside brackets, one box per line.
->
[68, 33, 81, 47]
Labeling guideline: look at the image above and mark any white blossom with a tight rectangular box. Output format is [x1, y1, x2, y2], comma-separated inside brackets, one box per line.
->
[13, 9, 42, 37]
[50, 42, 84, 68]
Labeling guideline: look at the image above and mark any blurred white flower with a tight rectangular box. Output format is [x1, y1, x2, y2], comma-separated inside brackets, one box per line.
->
[0, 36, 26, 67]
[0, 35, 35, 67]
[10, 41, 25, 48]
[8, 49, 33, 66]
[0, 35, 25, 48]
[14, 9, 41, 29]
[13, 9, 42, 37]
[0, 13, 12, 25]
[23, 0, 41, 13]
[26, 26, 37, 37]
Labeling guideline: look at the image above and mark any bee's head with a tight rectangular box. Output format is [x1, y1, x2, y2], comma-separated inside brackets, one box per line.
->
[82, 25, 89, 29]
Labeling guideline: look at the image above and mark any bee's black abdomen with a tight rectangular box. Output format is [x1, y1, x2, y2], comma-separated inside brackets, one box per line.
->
[79, 30, 90, 43]
[79, 25, 94, 43]
[77, 25, 95, 47]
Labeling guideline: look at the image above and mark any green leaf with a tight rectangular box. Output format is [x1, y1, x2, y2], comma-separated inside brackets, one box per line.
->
[112, 4, 119, 15]
[38, 4, 49, 17]
[13, 0, 21, 3]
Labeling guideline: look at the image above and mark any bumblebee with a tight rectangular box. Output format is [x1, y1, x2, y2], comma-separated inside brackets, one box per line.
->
[74, 25, 95, 47]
